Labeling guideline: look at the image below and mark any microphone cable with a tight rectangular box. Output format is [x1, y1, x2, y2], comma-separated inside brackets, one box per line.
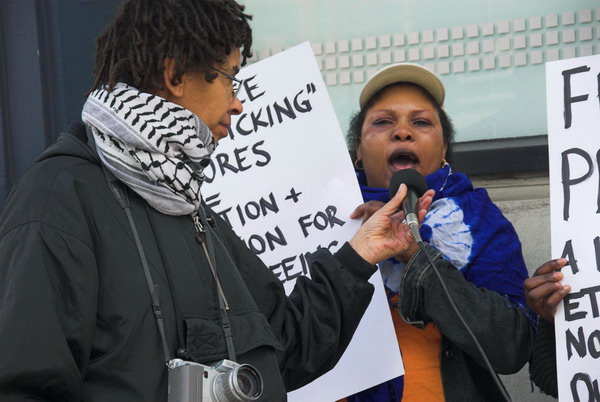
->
[407, 221, 512, 402]
[392, 169, 511, 402]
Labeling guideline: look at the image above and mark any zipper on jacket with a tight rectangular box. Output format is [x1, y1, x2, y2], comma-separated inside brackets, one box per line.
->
[193, 214, 230, 310]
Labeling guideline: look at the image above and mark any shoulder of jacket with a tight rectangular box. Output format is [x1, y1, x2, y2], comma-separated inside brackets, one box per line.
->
[1, 156, 106, 241]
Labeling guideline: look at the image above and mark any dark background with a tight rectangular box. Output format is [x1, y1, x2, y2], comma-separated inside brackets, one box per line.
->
[0, 0, 120, 209]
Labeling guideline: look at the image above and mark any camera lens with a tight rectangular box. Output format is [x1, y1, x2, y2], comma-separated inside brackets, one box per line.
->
[213, 364, 262, 401]
[236, 366, 260, 396]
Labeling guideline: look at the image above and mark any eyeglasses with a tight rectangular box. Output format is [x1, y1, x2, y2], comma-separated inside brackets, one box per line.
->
[211, 67, 243, 100]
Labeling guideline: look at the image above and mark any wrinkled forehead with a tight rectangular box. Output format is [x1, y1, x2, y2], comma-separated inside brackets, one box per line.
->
[364, 82, 438, 112]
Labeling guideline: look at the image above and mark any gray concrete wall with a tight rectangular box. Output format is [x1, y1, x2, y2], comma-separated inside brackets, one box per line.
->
[473, 175, 555, 401]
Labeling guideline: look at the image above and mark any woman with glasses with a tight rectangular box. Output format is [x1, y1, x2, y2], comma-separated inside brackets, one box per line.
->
[0, 1, 432, 400]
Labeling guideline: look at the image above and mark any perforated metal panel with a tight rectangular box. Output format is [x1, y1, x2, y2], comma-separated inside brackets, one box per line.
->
[242, 1, 600, 143]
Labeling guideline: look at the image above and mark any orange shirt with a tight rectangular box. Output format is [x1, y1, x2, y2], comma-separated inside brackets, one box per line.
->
[341, 293, 446, 402]
[391, 293, 445, 401]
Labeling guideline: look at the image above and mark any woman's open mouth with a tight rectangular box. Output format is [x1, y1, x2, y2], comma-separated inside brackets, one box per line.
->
[388, 149, 419, 171]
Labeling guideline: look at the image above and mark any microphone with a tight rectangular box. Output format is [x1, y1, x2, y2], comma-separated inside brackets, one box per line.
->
[388, 169, 428, 242]
[388, 169, 511, 401]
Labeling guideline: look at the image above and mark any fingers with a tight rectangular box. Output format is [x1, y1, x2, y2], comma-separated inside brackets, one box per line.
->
[377, 184, 407, 217]
[419, 189, 435, 205]
[350, 204, 367, 219]
[525, 258, 570, 296]
[544, 284, 571, 309]
[533, 258, 567, 276]
[416, 190, 435, 223]
[527, 282, 571, 322]
[350, 201, 386, 222]
[352, 187, 428, 222]
[526, 280, 563, 301]
[363, 201, 386, 222]
[524, 270, 563, 291]
[400, 217, 414, 238]
[524, 257, 572, 321]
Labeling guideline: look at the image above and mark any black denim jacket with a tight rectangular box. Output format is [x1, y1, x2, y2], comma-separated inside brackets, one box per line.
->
[399, 244, 534, 401]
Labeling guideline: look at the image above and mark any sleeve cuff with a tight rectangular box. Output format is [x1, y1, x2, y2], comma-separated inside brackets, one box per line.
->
[333, 242, 377, 282]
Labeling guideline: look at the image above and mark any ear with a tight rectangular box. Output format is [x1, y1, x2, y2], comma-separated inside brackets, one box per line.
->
[355, 144, 362, 162]
[162, 57, 185, 99]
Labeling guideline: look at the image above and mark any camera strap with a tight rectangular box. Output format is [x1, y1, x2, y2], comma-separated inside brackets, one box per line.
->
[103, 169, 237, 365]
[85, 124, 172, 363]
[92, 125, 237, 365]
[194, 208, 238, 362]
[104, 168, 173, 364]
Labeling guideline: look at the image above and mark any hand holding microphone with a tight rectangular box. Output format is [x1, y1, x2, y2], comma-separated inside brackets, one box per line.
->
[388, 169, 430, 244]
[349, 169, 434, 265]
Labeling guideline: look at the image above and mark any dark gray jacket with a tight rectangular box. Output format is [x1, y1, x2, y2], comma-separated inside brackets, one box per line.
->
[0, 126, 376, 401]
[399, 244, 534, 401]
[529, 319, 558, 398]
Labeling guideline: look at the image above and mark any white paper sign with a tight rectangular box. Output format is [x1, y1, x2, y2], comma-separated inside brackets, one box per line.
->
[546, 54, 600, 402]
[203, 42, 403, 401]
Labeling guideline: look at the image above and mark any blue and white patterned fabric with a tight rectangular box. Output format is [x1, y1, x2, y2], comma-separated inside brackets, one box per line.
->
[359, 164, 531, 309]
[347, 164, 533, 402]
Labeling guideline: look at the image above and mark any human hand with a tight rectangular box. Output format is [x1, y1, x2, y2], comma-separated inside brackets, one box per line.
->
[524, 258, 571, 323]
[349, 184, 434, 265]
[350, 200, 386, 223]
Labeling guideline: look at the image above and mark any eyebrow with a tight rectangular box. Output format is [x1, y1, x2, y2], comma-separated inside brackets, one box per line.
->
[369, 107, 434, 114]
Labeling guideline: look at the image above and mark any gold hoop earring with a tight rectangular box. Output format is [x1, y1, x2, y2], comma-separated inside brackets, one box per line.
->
[441, 158, 448, 168]
[354, 159, 364, 171]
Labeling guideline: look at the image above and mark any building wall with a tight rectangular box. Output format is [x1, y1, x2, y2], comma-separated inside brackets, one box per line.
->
[241, 0, 600, 141]
[0, 0, 120, 209]
[475, 174, 552, 400]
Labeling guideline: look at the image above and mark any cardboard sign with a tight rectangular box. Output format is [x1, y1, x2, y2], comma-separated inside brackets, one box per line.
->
[203, 42, 403, 401]
[546, 54, 600, 402]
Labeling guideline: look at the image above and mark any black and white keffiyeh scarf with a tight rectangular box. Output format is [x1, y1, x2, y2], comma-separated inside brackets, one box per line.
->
[82, 83, 215, 215]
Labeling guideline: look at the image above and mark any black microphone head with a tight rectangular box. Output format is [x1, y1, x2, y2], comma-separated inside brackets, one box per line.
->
[388, 169, 428, 199]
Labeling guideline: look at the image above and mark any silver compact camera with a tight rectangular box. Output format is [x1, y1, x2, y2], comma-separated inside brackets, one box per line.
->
[167, 358, 263, 402]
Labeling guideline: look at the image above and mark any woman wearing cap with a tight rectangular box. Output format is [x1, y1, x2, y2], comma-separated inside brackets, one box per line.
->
[345, 63, 535, 401]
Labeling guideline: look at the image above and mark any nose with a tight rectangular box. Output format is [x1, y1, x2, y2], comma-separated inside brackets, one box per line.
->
[391, 123, 413, 141]
[229, 96, 243, 116]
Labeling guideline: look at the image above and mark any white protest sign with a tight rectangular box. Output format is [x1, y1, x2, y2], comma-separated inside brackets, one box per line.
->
[203, 42, 403, 401]
[546, 54, 600, 402]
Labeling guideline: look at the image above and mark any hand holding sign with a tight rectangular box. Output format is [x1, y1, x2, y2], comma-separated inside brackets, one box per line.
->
[349, 184, 434, 264]
[524, 259, 571, 323]
[546, 54, 600, 401]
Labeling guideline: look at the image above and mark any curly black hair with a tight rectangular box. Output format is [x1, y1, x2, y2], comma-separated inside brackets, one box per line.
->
[347, 83, 455, 163]
[88, 0, 253, 94]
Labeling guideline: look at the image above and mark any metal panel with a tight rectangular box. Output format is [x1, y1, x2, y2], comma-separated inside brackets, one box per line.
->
[0, 0, 120, 209]
[0, 3, 11, 208]
[0, 0, 46, 210]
